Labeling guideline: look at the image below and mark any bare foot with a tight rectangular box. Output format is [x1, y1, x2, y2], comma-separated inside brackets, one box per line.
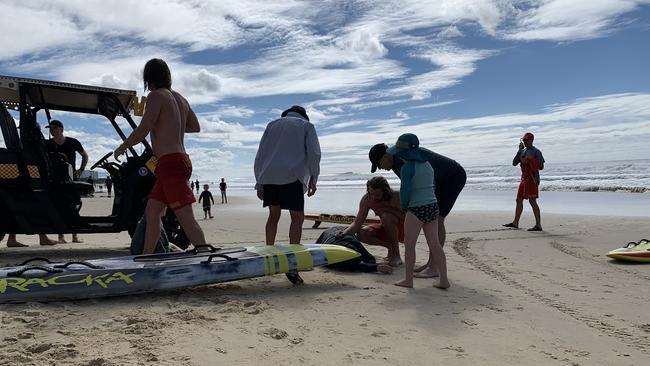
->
[7, 240, 28, 247]
[72, 239, 84, 243]
[435, 279, 451, 289]
[387, 258, 403, 267]
[394, 279, 413, 288]
[58, 237, 68, 244]
[414, 270, 439, 278]
[39, 239, 58, 246]
[377, 264, 393, 274]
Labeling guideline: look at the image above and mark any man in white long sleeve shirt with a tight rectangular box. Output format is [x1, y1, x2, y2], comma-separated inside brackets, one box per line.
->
[254, 106, 321, 251]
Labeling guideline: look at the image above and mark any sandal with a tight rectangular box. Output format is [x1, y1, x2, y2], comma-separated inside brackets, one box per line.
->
[502, 223, 519, 229]
[527, 226, 543, 231]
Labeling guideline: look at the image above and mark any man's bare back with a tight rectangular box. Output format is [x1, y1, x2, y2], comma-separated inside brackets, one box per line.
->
[147, 89, 200, 158]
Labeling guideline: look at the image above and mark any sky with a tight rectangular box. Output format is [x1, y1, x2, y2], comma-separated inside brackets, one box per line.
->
[1, 0, 649, 182]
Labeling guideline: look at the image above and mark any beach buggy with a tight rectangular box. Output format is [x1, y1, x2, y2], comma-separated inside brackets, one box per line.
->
[0, 75, 188, 249]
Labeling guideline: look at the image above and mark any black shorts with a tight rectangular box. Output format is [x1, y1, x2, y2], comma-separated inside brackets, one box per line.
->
[435, 168, 466, 217]
[263, 180, 304, 211]
[202, 206, 211, 212]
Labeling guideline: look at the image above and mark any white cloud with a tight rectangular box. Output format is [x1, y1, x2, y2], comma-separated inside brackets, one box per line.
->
[206, 106, 256, 119]
[406, 100, 462, 109]
[502, 0, 650, 41]
[313, 93, 650, 175]
[396, 111, 409, 119]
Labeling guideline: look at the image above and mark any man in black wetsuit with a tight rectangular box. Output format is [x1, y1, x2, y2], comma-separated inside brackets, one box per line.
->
[317, 226, 392, 274]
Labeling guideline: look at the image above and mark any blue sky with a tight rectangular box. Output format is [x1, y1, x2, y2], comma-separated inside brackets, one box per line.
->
[1, 1, 649, 182]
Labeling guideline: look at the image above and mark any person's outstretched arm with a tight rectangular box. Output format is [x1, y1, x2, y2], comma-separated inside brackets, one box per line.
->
[341, 196, 371, 236]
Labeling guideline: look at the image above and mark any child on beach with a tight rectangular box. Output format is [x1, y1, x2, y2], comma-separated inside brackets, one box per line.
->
[388, 133, 450, 289]
[198, 184, 215, 219]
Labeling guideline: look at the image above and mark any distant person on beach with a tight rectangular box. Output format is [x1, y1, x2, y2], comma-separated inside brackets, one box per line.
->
[105, 175, 113, 197]
[503, 132, 545, 231]
[45, 119, 87, 244]
[198, 184, 215, 219]
[254, 105, 321, 284]
[369, 137, 465, 277]
[3, 234, 58, 247]
[195, 179, 200, 194]
[113, 58, 207, 254]
[190, 180, 195, 192]
[219, 178, 228, 203]
[337, 176, 404, 267]
[385, 134, 449, 289]
[319, 226, 393, 274]
[87, 176, 95, 197]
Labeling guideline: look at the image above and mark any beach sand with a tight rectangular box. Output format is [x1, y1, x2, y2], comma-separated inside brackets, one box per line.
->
[1, 194, 648, 365]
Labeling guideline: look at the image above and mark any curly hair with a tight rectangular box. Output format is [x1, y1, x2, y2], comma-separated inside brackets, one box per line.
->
[366, 176, 393, 201]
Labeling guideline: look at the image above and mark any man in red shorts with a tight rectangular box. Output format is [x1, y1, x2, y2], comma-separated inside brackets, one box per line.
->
[114, 58, 207, 254]
[503, 132, 545, 231]
[339, 176, 404, 266]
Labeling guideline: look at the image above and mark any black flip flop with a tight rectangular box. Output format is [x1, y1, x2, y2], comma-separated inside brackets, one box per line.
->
[502, 223, 519, 229]
[527, 226, 543, 231]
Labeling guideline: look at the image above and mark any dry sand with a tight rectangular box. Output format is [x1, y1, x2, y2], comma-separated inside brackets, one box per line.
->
[1, 194, 648, 365]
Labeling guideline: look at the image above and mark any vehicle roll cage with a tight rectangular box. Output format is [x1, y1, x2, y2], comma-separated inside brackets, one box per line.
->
[0, 75, 150, 156]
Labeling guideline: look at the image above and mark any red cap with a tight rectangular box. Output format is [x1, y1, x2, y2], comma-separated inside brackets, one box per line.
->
[522, 132, 534, 140]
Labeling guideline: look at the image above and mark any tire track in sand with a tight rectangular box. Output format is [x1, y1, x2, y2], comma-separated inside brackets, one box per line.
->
[453, 237, 650, 354]
[549, 241, 650, 281]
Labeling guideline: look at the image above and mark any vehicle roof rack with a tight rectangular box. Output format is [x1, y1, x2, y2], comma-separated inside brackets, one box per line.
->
[0, 75, 137, 116]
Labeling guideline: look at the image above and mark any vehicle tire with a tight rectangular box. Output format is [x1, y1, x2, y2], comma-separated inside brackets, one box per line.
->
[162, 210, 191, 250]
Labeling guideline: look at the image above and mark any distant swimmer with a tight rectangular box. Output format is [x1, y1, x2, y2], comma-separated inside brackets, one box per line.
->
[219, 178, 227, 204]
[503, 132, 545, 231]
[198, 184, 215, 219]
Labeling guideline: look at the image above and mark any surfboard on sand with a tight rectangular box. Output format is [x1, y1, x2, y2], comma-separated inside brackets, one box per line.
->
[304, 214, 381, 229]
[606, 239, 650, 263]
[0, 244, 359, 303]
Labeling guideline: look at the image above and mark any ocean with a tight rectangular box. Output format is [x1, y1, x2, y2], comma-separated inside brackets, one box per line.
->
[211, 159, 650, 217]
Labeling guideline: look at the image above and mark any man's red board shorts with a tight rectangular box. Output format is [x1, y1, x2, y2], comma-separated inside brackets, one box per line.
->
[149, 153, 196, 210]
[517, 178, 539, 200]
[366, 221, 405, 243]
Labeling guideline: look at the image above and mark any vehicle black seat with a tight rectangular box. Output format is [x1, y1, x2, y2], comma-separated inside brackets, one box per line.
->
[46, 151, 94, 198]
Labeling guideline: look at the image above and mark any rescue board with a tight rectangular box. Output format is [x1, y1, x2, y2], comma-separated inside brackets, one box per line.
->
[0, 244, 359, 303]
[304, 214, 381, 228]
[606, 239, 650, 263]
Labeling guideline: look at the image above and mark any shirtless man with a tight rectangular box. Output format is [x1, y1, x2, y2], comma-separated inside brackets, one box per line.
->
[339, 176, 404, 266]
[113, 58, 207, 254]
